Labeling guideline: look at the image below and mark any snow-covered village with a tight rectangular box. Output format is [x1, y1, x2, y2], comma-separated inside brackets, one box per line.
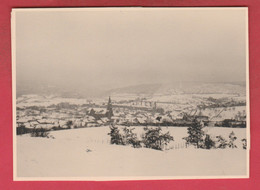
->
[15, 82, 248, 178]
[17, 91, 246, 133]
[13, 8, 248, 179]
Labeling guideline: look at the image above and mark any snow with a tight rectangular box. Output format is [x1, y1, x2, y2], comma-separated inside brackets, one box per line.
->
[16, 126, 248, 179]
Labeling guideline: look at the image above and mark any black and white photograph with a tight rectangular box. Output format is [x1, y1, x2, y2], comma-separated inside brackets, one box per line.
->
[12, 7, 249, 180]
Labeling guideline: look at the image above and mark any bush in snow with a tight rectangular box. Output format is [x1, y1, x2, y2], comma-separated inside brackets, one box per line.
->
[203, 134, 216, 149]
[216, 135, 228, 149]
[122, 127, 142, 148]
[31, 127, 50, 138]
[184, 120, 205, 148]
[130, 138, 142, 148]
[228, 131, 237, 148]
[17, 124, 30, 135]
[108, 125, 172, 150]
[66, 120, 73, 129]
[52, 125, 62, 131]
[122, 127, 135, 145]
[142, 127, 174, 150]
[108, 125, 123, 145]
[216, 133, 238, 149]
[108, 125, 141, 148]
[242, 138, 247, 150]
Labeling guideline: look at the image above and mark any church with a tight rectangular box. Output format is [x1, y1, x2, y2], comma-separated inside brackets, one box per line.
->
[88, 97, 113, 120]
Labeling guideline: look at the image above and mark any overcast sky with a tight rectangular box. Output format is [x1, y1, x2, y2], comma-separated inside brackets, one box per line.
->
[14, 8, 247, 90]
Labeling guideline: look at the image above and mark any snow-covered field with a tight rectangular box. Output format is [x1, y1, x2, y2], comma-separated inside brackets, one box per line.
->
[16, 126, 248, 179]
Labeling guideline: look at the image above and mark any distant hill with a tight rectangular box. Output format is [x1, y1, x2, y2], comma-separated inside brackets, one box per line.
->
[107, 82, 246, 96]
[16, 83, 106, 99]
[17, 81, 246, 98]
[106, 84, 162, 95]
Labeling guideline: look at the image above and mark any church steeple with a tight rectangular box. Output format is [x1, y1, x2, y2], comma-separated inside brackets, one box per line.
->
[108, 96, 111, 105]
[106, 96, 113, 119]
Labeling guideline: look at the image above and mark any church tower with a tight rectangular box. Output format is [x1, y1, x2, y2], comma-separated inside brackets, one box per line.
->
[106, 96, 113, 120]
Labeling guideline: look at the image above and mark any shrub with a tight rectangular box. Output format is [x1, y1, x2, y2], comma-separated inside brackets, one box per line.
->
[122, 127, 135, 145]
[216, 135, 228, 149]
[17, 125, 30, 135]
[228, 131, 237, 148]
[108, 125, 123, 145]
[129, 138, 142, 148]
[108, 126, 142, 148]
[242, 138, 247, 150]
[31, 127, 50, 138]
[66, 120, 73, 129]
[142, 127, 174, 150]
[122, 127, 141, 148]
[184, 120, 205, 148]
[204, 134, 216, 149]
[108, 126, 173, 150]
[52, 126, 62, 131]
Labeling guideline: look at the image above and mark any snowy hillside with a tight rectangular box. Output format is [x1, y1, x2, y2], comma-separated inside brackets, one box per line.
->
[16, 126, 247, 179]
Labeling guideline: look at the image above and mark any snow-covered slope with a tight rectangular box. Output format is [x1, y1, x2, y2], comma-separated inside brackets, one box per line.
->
[16, 126, 247, 179]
